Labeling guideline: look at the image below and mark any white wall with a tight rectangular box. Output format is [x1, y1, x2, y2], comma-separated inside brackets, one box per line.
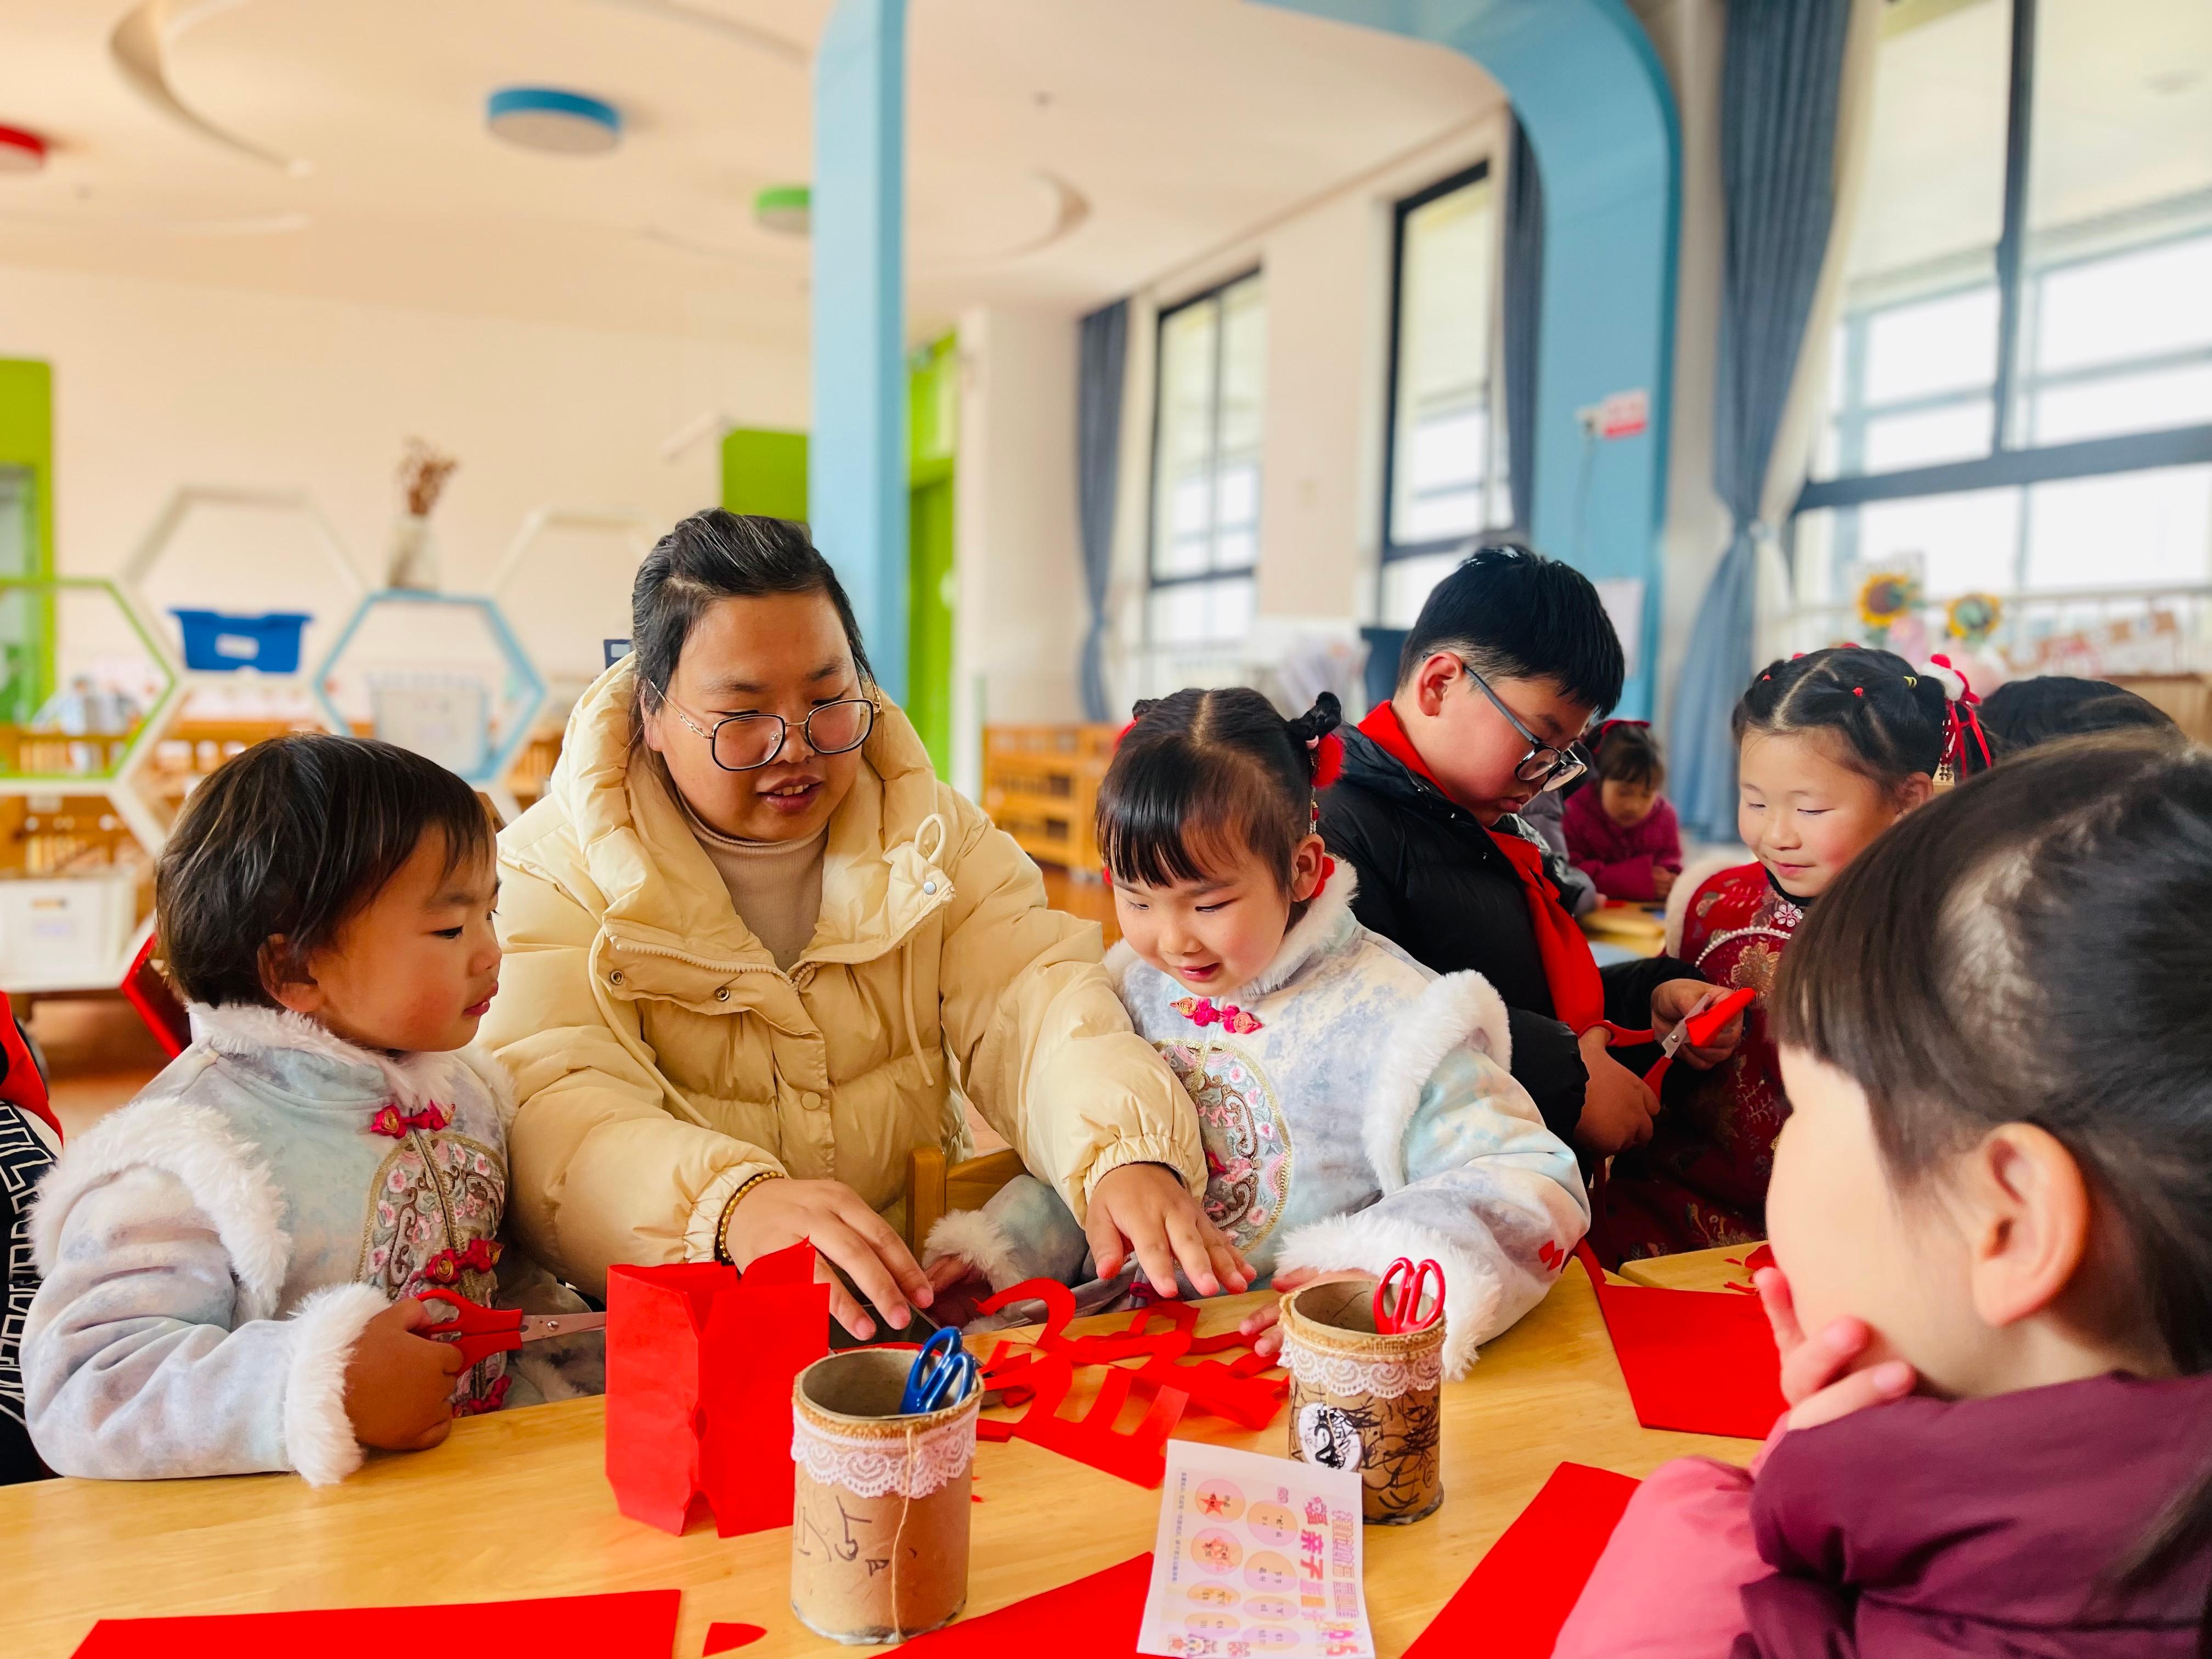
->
[0, 262, 808, 702]
[949, 304, 1085, 800]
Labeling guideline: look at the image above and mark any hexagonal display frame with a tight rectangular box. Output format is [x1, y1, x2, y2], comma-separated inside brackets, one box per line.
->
[0, 575, 179, 788]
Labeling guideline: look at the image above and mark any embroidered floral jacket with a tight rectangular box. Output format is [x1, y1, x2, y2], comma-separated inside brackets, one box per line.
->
[924, 868, 1590, 1376]
[24, 1004, 600, 1485]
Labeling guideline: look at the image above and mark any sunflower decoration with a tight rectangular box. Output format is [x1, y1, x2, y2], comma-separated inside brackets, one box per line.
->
[1946, 591, 2003, 647]
[1855, 568, 1922, 646]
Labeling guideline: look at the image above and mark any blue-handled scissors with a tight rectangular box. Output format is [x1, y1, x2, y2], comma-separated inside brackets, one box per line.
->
[900, 1325, 979, 1414]
[1372, 1257, 1444, 1335]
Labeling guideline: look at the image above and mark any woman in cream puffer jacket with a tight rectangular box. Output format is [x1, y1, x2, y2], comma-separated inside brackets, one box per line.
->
[485, 512, 1232, 1333]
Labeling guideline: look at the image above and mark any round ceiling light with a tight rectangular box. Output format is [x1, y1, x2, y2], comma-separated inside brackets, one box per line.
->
[486, 87, 621, 155]
[754, 183, 811, 235]
[0, 125, 49, 174]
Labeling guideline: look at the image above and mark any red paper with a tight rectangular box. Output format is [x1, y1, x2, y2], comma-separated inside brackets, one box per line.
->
[1577, 1245, 1785, 1438]
[605, 1240, 828, 1536]
[701, 1622, 765, 1654]
[1008, 1353, 1188, 1487]
[895, 1554, 1152, 1657]
[1402, 1463, 1637, 1659]
[70, 1590, 680, 1658]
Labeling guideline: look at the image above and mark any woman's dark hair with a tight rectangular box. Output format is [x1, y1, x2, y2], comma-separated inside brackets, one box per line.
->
[1734, 645, 1959, 791]
[1397, 540, 1625, 716]
[1772, 735, 2212, 1631]
[156, 734, 493, 1008]
[1098, 688, 1341, 891]
[1979, 674, 2177, 761]
[1594, 721, 1665, 791]
[630, 510, 873, 730]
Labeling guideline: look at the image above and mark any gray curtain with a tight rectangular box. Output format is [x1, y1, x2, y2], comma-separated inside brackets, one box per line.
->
[1076, 300, 1128, 722]
[1503, 116, 1544, 535]
[1672, 0, 1853, 839]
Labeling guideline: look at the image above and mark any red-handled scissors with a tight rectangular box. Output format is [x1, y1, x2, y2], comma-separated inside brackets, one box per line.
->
[1372, 1257, 1444, 1335]
[417, 1290, 607, 1367]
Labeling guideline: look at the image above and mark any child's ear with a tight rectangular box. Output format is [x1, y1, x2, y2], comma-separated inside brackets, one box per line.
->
[1410, 652, 1460, 719]
[259, 936, 325, 1016]
[1961, 1122, 2091, 1330]
[1896, 772, 1937, 814]
[1287, 834, 1328, 904]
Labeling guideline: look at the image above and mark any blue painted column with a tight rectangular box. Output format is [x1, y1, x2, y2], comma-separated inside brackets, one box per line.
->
[1254, 0, 1679, 716]
[810, 0, 909, 703]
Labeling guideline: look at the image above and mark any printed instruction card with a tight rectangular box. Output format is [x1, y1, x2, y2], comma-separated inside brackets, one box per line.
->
[1137, 1439, 1375, 1658]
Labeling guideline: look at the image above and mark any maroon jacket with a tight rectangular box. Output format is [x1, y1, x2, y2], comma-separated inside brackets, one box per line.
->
[1563, 784, 1683, 902]
[1739, 1370, 2212, 1657]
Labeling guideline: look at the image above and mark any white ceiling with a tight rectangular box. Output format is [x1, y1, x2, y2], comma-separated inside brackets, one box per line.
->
[0, 0, 1501, 342]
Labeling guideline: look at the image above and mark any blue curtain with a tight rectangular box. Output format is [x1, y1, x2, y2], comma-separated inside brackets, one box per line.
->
[1671, 0, 1854, 840]
[1076, 300, 1128, 722]
[1503, 116, 1545, 535]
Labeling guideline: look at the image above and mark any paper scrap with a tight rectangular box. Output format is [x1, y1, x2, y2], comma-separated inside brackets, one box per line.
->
[1137, 1440, 1373, 1658]
[69, 1590, 680, 1659]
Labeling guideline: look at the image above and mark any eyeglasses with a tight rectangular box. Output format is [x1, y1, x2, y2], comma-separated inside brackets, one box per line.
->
[1458, 660, 1590, 792]
[655, 688, 876, 772]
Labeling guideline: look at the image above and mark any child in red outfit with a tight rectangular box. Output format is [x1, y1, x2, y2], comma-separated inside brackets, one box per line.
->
[1563, 723, 1682, 902]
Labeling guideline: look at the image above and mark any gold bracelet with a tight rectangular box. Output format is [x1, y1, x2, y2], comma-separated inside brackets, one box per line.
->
[713, 1169, 786, 1265]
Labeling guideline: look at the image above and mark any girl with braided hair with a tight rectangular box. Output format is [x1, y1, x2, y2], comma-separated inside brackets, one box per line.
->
[1595, 646, 1986, 1262]
[923, 687, 1587, 1377]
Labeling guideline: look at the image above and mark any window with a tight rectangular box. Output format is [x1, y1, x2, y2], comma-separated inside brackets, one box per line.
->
[1380, 162, 1509, 625]
[1149, 272, 1265, 646]
[1793, 0, 2212, 642]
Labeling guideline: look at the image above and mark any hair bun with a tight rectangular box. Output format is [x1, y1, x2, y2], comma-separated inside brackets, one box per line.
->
[1284, 691, 1342, 744]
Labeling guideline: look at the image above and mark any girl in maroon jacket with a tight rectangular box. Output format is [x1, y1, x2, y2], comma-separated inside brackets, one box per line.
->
[1556, 735, 2212, 1657]
[1562, 721, 1682, 902]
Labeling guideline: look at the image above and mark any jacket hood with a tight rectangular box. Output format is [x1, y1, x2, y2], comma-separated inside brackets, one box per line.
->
[534, 658, 953, 968]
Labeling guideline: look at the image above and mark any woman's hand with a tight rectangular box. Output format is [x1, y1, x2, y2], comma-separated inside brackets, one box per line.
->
[1755, 1265, 1916, 1430]
[1236, 1267, 1374, 1360]
[1085, 1163, 1251, 1299]
[1650, 979, 1746, 1071]
[723, 1177, 935, 1342]
[342, 1297, 469, 1452]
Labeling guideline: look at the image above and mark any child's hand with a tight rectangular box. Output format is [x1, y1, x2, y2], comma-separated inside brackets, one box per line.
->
[1575, 1031, 1660, 1155]
[1237, 1268, 1376, 1361]
[1086, 1163, 1252, 1299]
[1652, 865, 1678, 900]
[925, 1252, 980, 1295]
[1754, 1265, 1916, 1430]
[1650, 979, 1745, 1071]
[342, 1297, 470, 1453]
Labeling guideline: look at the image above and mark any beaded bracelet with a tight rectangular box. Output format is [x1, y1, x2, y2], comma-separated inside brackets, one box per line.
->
[713, 1169, 787, 1265]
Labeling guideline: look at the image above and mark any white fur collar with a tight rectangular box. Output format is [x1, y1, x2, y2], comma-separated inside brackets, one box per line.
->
[189, 1002, 514, 1116]
[1229, 861, 1362, 1002]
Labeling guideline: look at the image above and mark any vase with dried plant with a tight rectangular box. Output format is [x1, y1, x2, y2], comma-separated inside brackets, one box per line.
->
[386, 438, 459, 591]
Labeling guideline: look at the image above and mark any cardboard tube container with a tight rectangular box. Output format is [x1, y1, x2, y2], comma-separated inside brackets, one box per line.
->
[1280, 1280, 1446, 1525]
[789, 1348, 979, 1643]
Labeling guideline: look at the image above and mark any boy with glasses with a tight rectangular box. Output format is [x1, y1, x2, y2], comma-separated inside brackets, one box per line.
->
[1321, 544, 1741, 1158]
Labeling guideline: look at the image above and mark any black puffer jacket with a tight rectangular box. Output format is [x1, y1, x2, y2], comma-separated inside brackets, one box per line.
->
[1319, 724, 1702, 1144]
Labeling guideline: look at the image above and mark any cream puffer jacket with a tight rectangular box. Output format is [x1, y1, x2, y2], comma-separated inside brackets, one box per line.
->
[486, 663, 1204, 1296]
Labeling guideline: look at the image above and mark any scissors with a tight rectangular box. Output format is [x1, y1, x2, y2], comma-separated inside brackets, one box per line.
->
[1662, 985, 1756, 1060]
[900, 1325, 979, 1413]
[417, 1289, 607, 1367]
[1372, 1257, 1444, 1335]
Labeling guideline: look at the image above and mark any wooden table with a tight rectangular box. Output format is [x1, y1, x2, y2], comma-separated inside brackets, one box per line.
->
[0, 1259, 1757, 1657]
[1615, 1244, 1763, 1294]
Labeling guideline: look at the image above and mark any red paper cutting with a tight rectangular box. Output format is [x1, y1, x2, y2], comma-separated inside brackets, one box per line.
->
[1576, 1244, 1785, 1439]
[69, 1590, 681, 1659]
[1402, 1463, 1637, 1659]
[1008, 1353, 1188, 1487]
[701, 1622, 766, 1654]
[606, 1240, 828, 1537]
[894, 1554, 1152, 1657]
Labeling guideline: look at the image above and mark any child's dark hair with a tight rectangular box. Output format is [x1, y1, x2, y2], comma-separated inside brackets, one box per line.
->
[1396, 540, 1624, 716]
[1773, 735, 2212, 1628]
[1978, 674, 2177, 761]
[1734, 646, 1964, 791]
[156, 734, 494, 1008]
[1098, 688, 1341, 890]
[1593, 721, 1664, 791]
[631, 510, 873, 737]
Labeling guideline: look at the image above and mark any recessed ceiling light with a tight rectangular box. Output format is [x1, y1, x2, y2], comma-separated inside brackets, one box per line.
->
[486, 87, 621, 155]
[755, 183, 811, 235]
[0, 125, 48, 174]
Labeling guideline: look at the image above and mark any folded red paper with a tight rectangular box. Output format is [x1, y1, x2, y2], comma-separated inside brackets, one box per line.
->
[895, 1554, 1152, 1657]
[1576, 1244, 1785, 1439]
[70, 1590, 681, 1659]
[1403, 1463, 1637, 1659]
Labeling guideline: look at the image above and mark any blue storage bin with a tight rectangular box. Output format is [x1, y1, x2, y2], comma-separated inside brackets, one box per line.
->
[170, 610, 313, 674]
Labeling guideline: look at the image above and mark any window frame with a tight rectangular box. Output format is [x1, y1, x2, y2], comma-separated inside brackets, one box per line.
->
[1795, 0, 2212, 531]
[1145, 268, 1264, 645]
[1379, 157, 1509, 569]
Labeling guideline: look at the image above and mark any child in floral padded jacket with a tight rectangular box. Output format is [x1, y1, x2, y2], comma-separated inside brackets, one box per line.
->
[24, 735, 599, 1485]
